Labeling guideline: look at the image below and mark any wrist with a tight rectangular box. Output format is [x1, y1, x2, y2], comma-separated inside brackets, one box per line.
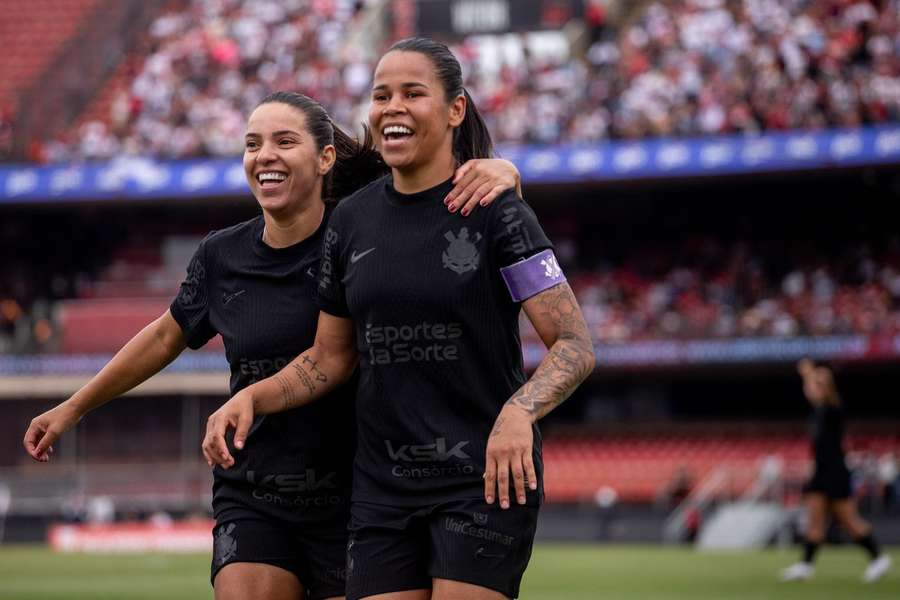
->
[65, 396, 89, 419]
[502, 401, 535, 424]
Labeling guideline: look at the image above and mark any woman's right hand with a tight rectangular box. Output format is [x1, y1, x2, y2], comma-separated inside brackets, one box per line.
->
[23, 402, 83, 462]
[202, 389, 256, 468]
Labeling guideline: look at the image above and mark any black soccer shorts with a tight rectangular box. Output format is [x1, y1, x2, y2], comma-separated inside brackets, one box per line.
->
[210, 513, 348, 600]
[803, 466, 852, 500]
[345, 497, 539, 600]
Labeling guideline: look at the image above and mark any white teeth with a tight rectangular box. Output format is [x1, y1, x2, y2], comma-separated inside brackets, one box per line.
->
[258, 172, 287, 182]
[383, 125, 413, 136]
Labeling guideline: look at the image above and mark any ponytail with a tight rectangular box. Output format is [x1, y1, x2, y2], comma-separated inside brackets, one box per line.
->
[454, 89, 494, 163]
[327, 124, 387, 202]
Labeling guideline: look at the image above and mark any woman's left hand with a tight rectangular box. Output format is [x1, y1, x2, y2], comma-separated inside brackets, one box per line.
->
[484, 404, 537, 509]
[445, 158, 522, 216]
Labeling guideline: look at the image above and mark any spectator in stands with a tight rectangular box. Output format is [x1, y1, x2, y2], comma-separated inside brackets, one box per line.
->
[780, 359, 891, 583]
[23, 88, 521, 600]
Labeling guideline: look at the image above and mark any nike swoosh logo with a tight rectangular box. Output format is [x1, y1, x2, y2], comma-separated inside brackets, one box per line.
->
[474, 547, 505, 559]
[350, 248, 375, 264]
[223, 289, 246, 305]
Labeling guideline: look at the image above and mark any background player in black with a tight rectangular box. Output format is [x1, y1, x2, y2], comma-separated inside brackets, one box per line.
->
[22, 90, 523, 600]
[204, 38, 595, 600]
[781, 359, 892, 583]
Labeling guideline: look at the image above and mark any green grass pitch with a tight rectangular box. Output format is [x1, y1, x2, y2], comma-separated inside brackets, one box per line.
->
[0, 544, 897, 599]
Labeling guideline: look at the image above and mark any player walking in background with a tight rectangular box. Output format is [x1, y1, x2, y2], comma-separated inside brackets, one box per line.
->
[23, 90, 522, 600]
[203, 37, 595, 600]
[781, 359, 892, 583]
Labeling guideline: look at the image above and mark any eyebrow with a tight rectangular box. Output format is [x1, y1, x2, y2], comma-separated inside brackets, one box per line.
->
[244, 130, 302, 138]
[372, 81, 429, 91]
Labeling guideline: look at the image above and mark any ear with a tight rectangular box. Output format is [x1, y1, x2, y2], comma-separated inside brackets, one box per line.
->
[448, 93, 466, 128]
[318, 144, 337, 175]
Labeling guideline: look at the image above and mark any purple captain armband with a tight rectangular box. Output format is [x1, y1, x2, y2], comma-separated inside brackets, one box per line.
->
[500, 249, 567, 302]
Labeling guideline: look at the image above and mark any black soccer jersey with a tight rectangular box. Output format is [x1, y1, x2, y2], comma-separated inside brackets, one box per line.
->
[317, 175, 553, 506]
[171, 212, 355, 526]
[811, 403, 846, 470]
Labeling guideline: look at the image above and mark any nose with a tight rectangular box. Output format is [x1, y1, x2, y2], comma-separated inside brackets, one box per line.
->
[256, 140, 277, 164]
[383, 94, 407, 116]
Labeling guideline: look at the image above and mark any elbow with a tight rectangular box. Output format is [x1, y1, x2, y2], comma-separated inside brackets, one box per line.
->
[338, 349, 358, 381]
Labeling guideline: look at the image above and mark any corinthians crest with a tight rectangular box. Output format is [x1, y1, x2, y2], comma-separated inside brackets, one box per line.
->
[442, 227, 482, 274]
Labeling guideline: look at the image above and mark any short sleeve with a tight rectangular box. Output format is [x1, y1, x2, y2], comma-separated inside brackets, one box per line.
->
[169, 235, 217, 349]
[489, 192, 553, 266]
[488, 192, 565, 303]
[316, 205, 351, 317]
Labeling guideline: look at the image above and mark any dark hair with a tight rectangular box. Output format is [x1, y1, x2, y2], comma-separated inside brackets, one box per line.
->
[387, 37, 494, 163]
[256, 91, 386, 201]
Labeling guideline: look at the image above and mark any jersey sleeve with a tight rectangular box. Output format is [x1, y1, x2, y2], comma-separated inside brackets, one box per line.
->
[488, 192, 566, 303]
[316, 204, 351, 318]
[169, 234, 217, 349]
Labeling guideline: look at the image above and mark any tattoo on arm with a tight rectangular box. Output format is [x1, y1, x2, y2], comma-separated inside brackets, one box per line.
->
[490, 415, 506, 437]
[301, 354, 328, 383]
[507, 283, 594, 421]
[291, 363, 316, 395]
[276, 373, 298, 412]
[277, 353, 331, 411]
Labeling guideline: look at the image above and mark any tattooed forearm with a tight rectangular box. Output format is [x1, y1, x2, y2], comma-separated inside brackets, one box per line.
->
[301, 354, 328, 383]
[508, 283, 595, 421]
[291, 363, 316, 396]
[275, 373, 298, 412]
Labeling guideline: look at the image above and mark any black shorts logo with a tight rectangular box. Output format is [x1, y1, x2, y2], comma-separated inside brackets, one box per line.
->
[213, 523, 237, 566]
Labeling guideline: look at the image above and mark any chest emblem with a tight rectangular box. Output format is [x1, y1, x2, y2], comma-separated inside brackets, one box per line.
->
[442, 227, 482, 274]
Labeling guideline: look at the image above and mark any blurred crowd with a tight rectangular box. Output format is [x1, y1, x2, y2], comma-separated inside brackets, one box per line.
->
[4, 231, 900, 354]
[568, 236, 900, 343]
[28, 0, 900, 162]
[38, 0, 372, 162]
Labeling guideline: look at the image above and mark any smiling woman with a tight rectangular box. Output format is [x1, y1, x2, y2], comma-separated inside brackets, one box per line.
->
[23, 87, 524, 600]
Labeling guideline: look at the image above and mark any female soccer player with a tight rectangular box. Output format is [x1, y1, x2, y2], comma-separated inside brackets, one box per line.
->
[203, 38, 595, 600]
[781, 359, 891, 583]
[22, 91, 522, 600]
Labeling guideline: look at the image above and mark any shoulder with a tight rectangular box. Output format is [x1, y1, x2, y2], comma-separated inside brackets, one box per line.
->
[332, 175, 390, 220]
[200, 216, 261, 251]
[483, 187, 529, 224]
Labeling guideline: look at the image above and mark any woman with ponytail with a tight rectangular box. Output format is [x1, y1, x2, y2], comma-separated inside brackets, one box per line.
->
[23, 90, 523, 600]
[204, 39, 595, 600]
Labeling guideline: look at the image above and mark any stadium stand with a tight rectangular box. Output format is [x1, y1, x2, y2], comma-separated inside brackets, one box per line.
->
[542, 432, 900, 503]
[22, 0, 900, 161]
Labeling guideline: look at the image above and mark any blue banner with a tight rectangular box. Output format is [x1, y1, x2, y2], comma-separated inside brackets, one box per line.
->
[2, 125, 899, 202]
[2, 334, 898, 375]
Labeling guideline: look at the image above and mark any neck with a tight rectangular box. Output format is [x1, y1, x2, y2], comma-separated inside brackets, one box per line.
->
[262, 200, 325, 248]
[392, 152, 456, 194]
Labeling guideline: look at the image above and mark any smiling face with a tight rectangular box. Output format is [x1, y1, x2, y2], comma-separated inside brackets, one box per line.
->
[243, 102, 335, 216]
[369, 50, 465, 176]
